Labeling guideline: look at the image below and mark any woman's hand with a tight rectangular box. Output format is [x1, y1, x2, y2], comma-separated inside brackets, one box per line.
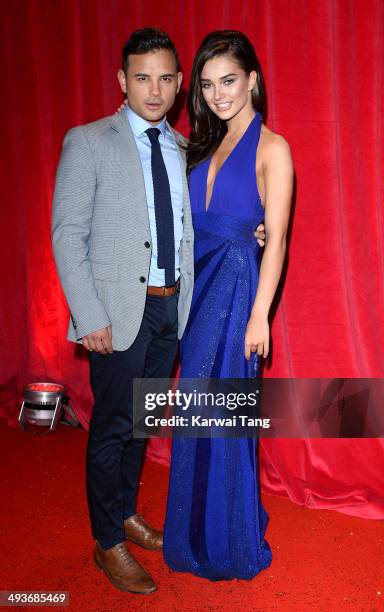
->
[115, 98, 128, 114]
[244, 313, 269, 359]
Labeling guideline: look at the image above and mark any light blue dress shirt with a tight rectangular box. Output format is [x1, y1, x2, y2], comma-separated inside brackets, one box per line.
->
[126, 105, 183, 286]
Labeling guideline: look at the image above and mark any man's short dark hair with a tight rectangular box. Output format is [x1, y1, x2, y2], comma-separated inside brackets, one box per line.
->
[122, 27, 180, 73]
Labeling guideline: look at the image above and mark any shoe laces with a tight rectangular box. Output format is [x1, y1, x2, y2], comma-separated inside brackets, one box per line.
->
[135, 514, 156, 533]
[117, 544, 136, 568]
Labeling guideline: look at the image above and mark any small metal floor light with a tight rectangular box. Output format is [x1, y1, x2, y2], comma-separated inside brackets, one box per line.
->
[18, 382, 67, 432]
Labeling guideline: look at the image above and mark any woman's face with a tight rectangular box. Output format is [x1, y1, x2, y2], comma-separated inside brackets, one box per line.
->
[200, 54, 256, 121]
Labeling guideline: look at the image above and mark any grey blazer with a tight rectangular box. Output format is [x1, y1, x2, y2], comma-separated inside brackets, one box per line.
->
[52, 111, 194, 351]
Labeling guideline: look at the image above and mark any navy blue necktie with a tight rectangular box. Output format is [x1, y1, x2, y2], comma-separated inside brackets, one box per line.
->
[145, 127, 175, 286]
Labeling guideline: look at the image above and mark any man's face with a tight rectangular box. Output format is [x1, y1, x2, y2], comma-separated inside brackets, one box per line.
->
[118, 49, 182, 125]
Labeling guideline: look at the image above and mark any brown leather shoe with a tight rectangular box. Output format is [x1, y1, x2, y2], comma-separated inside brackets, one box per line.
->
[124, 514, 163, 550]
[94, 541, 156, 594]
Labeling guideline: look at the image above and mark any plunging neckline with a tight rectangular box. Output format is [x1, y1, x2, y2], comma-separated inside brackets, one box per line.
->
[204, 113, 259, 211]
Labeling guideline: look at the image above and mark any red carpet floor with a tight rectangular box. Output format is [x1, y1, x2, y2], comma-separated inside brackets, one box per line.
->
[0, 422, 383, 611]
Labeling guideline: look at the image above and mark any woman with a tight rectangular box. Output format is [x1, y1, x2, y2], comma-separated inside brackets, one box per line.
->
[163, 30, 293, 580]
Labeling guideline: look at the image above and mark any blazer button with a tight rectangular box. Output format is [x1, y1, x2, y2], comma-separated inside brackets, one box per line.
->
[144, 241, 150, 248]
[139, 276, 146, 283]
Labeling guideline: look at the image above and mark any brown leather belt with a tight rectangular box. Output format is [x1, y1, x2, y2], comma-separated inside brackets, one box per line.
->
[147, 280, 180, 297]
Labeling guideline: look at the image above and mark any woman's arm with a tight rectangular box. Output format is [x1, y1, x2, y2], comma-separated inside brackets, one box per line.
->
[244, 135, 294, 359]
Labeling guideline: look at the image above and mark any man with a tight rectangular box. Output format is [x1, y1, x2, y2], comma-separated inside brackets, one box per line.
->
[52, 27, 265, 595]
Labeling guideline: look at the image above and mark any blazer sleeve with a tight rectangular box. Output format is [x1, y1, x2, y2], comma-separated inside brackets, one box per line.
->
[52, 126, 111, 338]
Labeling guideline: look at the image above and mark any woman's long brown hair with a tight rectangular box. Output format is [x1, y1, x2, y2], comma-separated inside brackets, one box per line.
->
[186, 30, 267, 171]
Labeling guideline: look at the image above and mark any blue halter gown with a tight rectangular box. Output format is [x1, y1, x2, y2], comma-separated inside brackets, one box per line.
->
[163, 112, 272, 580]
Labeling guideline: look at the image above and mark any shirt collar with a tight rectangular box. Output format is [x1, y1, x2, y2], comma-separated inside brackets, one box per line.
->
[125, 104, 167, 138]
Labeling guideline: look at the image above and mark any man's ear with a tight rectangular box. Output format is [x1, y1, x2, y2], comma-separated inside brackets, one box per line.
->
[117, 69, 127, 94]
[176, 72, 183, 94]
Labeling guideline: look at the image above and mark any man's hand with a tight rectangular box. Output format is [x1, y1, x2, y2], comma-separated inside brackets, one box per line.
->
[255, 222, 266, 247]
[82, 326, 113, 354]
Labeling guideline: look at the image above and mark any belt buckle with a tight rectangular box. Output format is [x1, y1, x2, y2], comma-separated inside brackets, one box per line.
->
[163, 280, 179, 296]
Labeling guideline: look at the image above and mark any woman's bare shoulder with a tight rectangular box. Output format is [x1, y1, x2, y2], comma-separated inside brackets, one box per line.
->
[260, 124, 290, 149]
[259, 124, 292, 165]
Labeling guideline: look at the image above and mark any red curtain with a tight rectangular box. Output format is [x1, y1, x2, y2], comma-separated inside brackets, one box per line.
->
[1, 0, 383, 519]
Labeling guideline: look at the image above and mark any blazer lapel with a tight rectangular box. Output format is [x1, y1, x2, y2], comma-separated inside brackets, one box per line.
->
[110, 112, 150, 231]
[170, 124, 193, 242]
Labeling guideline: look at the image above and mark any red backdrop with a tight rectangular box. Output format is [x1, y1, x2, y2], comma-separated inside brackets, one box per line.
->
[1, 0, 383, 518]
